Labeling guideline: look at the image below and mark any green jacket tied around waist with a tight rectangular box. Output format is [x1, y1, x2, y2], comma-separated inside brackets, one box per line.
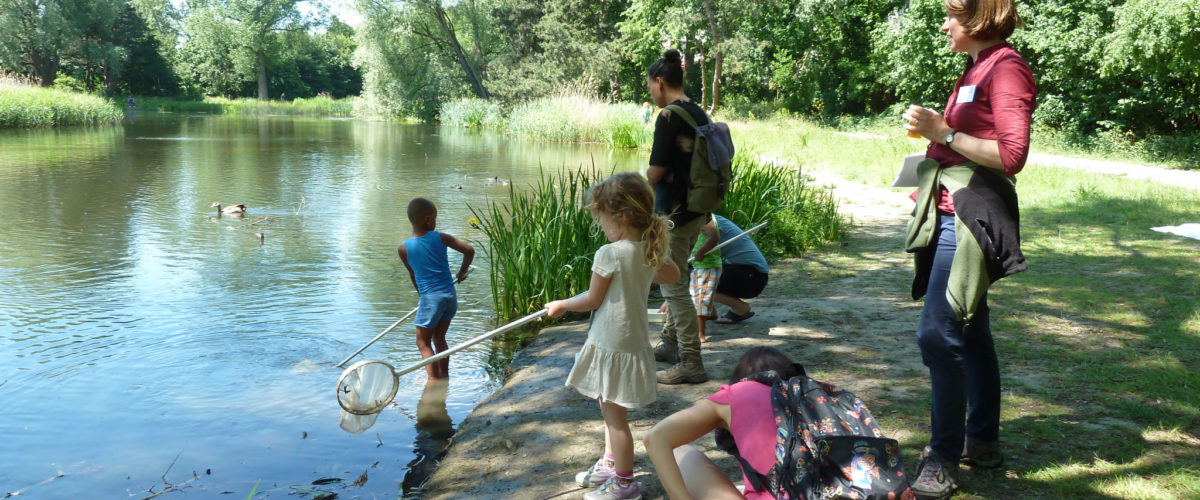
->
[905, 159, 1027, 323]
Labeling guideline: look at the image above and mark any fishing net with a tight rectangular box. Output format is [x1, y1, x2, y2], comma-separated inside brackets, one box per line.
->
[339, 409, 381, 435]
[336, 360, 400, 415]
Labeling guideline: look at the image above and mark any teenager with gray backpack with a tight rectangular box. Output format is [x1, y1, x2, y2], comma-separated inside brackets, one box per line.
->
[645, 49, 735, 386]
[644, 347, 914, 499]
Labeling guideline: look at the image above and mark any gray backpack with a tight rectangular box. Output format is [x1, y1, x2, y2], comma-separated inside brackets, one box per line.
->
[665, 104, 735, 214]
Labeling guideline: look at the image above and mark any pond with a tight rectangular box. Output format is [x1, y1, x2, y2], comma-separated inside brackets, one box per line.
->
[0, 113, 641, 498]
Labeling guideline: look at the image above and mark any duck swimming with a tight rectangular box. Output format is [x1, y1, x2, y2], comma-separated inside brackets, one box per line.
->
[212, 202, 247, 215]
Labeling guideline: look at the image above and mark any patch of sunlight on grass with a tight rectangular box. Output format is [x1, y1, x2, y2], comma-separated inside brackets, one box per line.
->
[1095, 475, 1183, 500]
[1126, 354, 1188, 373]
[1183, 310, 1200, 336]
[1006, 393, 1073, 419]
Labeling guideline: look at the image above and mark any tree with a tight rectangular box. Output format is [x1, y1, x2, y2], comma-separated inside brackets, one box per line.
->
[182, 0, 304, 100]
[0, 0, 77, 85]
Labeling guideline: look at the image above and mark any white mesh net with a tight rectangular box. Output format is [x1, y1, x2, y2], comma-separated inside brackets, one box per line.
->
[336, 360, 400, 415]
[339, 409, 381, 434]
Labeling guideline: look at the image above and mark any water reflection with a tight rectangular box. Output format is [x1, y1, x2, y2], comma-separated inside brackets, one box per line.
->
[403, 379, 454, 497]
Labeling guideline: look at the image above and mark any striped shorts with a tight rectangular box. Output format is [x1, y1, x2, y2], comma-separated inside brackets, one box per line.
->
[689, 267, 721, 318]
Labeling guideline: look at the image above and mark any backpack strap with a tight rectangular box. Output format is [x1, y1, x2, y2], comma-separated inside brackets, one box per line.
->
[664, 103, 702, 129]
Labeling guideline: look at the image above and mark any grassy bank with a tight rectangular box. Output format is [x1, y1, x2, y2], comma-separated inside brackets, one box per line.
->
[0, 81, 124, 127]
[134, 96, 358, 117]
[739, 118, 1200, 497]
[765, 109, 1200, 171]
[441, 94, 651, 148]
[470, 157, 848, 321]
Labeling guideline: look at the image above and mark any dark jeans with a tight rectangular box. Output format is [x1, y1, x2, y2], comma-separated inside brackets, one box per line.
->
[917, 213, 1001, 461]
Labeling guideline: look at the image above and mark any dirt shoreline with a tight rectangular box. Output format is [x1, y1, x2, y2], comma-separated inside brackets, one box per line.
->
[423, 171, 920, 499]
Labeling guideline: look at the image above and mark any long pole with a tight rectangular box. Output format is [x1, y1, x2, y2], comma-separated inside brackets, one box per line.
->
[336, 266, 475, 367]
[336, 307, 420, 368]
[370, 221, 767, 377]
[687, 220, 768, 264]
[387, 298, 575, 378]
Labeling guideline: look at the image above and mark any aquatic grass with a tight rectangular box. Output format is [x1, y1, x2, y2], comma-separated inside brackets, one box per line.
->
[0, 80, 124, 127]
[134, 96, 358, 116]
[441, 94, 651, 148]
[469, 167, 610, 320]
[439, 98, 503, 129]
[470, 155, 848, 320]
[719, 153, 849, 260]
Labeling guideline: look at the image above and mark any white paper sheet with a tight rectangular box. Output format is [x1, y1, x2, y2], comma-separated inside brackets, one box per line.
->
[893, 153, 925, 187]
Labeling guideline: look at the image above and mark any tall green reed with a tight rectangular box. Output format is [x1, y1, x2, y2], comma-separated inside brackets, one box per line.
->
[0, 80, 124, 127]
[441, 94, 651, 148]
[470, 156, 846, 320]
[718, 153, 848, 260]
[469, 167, 610, 320]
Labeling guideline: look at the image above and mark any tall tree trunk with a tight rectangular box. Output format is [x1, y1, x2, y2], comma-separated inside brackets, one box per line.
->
[688, 33, 707, 107]
[257, 50, 269, 100]
[429, 3, 489, 99]
[701, 0, 722, 113]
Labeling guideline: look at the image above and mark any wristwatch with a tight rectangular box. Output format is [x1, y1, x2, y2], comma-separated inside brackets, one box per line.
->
[944, 130, 958, 146]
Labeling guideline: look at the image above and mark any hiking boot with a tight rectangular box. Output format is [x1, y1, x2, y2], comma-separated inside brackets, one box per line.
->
[583, 476, 642, 500]
[912, 447, 959, 500]
[963, 437, 1004, 468]
[575, 457, 616, 487]
[656, 360, 707, 385]
[652, 342, 678, 364]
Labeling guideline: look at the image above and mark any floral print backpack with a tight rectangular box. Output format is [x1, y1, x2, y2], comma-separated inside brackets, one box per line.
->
[734, 370, 915, 500]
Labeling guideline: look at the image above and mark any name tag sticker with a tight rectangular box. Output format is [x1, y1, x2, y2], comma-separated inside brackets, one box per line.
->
[956, 85, 977, 104]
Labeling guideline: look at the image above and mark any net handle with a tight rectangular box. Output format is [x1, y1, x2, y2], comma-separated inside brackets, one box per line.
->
[389, 300, 568, 378]
[336, 306, 419, 368]
[335, 266, 475, 367]
[389, 220, 768, 376]
[687, 220, 769, 264]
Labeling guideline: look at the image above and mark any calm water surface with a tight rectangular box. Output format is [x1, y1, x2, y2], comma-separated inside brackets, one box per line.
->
[0, 113, 639, 497]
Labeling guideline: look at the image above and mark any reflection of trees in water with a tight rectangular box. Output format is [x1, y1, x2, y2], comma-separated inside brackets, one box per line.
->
[402, 379, 454, 497]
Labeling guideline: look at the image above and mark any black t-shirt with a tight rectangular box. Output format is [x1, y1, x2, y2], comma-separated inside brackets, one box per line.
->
[648, 99, 711, 224]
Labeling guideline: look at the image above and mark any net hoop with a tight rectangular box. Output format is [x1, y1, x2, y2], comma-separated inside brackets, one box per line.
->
[336, 359, 400, 415]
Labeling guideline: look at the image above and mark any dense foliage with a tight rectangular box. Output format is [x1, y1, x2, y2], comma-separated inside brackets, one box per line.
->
[352, 0, 1197, 160]
[0, 0, 361, 100]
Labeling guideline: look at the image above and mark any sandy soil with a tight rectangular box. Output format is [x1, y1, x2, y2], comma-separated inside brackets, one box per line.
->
[421, 171, 927, 499]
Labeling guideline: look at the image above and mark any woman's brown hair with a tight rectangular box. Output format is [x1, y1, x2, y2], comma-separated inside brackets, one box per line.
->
[945, 0, 1023, 40]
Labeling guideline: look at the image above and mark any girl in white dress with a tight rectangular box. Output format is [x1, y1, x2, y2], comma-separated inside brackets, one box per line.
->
[547, 172, 680, 500]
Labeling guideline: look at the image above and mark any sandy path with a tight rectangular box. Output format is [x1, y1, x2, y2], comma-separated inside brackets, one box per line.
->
[422, 171, 927, 499]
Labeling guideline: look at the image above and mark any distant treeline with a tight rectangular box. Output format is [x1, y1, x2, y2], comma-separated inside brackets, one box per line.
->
[0, 0, 361, 101]
[356, 0, 1197, 158]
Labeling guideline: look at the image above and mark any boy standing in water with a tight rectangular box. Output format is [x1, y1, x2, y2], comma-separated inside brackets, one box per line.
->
[398, 198, 474, 379]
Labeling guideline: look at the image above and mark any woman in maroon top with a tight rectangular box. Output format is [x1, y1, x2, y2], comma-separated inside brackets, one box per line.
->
[902, 1, 1035, 498]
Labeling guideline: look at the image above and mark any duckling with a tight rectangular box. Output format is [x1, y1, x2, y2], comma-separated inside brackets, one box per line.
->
[449, 184, 463, 190]
[255, 232, 265, 244]
[212, 202, 247, 215]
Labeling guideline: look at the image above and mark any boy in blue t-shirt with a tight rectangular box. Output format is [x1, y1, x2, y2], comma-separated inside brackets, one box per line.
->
[397, 198, 474, 379]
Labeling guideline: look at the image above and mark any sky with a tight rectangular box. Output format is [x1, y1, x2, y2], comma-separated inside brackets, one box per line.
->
[314, 0, 363, 27]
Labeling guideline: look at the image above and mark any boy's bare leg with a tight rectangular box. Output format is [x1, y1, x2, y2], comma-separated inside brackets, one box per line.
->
[697, 316, 708, 343]
[432, 320, 451, 378]
[415, 325, 439, 379]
